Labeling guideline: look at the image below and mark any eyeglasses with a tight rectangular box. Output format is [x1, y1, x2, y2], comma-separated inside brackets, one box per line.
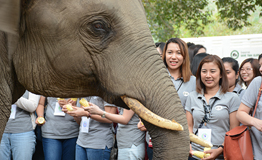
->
[240, 67, 253, 73]
[203, 104, 211, 123]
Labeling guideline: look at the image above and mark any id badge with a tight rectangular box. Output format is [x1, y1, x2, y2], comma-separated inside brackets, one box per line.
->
[198, 129, 212, 143]
[81, 117, 90, 133]
[9, 104, 17, 119]
[54, 102, 65, 116]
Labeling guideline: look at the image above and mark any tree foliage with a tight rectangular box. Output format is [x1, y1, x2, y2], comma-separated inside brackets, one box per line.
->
[142, 0, 262, 42]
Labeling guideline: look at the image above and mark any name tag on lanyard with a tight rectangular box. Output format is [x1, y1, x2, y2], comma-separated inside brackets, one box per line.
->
[81, 117, 90, 133]
[54, 102, 65, 116]
[198, 129, 212, 143]
[9, 104, 17, 119]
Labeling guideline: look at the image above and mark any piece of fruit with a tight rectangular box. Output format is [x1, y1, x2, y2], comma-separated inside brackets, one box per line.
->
[71, 98, 78, 101]
[204, 147, 211, 158]
[57, 98, 65, 100]
[192, 151, 205, 158]
[79, 98, 90, 107]
[66, 104, 74, 111]
[38, 117, 45, 124]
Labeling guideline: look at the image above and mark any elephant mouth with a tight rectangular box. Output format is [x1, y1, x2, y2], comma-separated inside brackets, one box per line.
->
[121, 95, 213, 148]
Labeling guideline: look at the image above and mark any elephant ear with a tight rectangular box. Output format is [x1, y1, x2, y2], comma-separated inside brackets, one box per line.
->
[0, 0, 21, 34]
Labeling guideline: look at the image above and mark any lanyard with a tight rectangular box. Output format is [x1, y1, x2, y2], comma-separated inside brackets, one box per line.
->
[195, 98, 218, 135]
[176, 79, 184, 92]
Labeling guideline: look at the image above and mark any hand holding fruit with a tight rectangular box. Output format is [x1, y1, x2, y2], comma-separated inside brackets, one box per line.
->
[35, 116, 45, 126]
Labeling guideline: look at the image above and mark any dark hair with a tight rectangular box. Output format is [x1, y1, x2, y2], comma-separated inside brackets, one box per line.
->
[187, 42, 195, 48]
[155, 42, 165, 54]
[222, 57, 239, 85]
[190, 53, 209, 76]
[239, 58, 261, 87]
[188, 44, 206, 63]
[222, 57, 239, 75]
[196, 55, 228, 94]
[258, 54, 262, 61]
[162, 38, 192, 82]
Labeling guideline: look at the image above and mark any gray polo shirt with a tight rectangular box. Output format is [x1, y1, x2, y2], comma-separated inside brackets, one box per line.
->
[4, 91, 32, 133]
[241, 76, 262, 160]
[168, 70, 196, 108]
[41, 97, 79, 139]
[77, 96, 115, 149]
[116, 107, 145, 149]
[233, 83, 245, 99]
[185, 89, 240, 160]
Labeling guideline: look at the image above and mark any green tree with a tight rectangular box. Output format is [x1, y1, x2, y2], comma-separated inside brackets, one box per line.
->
[142, 0, 262, 42]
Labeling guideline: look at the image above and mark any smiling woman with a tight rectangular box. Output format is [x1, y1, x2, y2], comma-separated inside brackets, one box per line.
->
[185, 55, 240, 160]
[239, 58, 261, 88]
[162, 38, 196, 108]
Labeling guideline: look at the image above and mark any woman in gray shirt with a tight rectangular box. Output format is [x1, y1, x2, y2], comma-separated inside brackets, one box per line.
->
[0, 91, 40, 160]
[36, 96, 79, 160]
[85, 102, 146, 160]
[162, 38, 196, 109]
[61, 96, 117, 160]
[185, 55, 240, 160]
[222, 57, 245, 99]
[237, 76, 262, 160]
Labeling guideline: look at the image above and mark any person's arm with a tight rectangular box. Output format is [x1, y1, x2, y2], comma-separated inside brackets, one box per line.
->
[229, 111, 239, 130]
[35, 96, 46, 126]
[85, 103, 134, 125]
[63, 104, 117, 124]
[186, 111, 194, 156]
[15, 92, 40, 112]
[186, 111, 194, 133]
[237, 103, 262, 131]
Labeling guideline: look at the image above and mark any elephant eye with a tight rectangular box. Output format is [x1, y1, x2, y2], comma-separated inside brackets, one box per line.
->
[94, 23, 104, 30]
[93, 22, 106, 31]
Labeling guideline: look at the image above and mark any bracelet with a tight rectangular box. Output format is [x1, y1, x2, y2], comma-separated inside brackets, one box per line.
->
[218, 145, 224, 149]
[101, 111, 106, 118]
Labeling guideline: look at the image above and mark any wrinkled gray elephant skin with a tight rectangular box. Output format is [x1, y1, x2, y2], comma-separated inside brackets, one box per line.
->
[0, 0, 190, 159]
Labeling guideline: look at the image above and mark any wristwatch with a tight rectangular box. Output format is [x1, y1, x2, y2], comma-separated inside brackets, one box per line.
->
[218, 145, 224, 149]
[101, 111, 106, 118]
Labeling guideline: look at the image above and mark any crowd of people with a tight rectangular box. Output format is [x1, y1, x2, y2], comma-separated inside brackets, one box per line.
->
[0, 37, 262, 160]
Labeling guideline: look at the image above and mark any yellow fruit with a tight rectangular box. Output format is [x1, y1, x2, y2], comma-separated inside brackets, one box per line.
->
[204, 147, 211, 151]
[71, 98, 78, 101]
[38, 117, 45, 124]
[204, 147, 211, 158]
[66, 104, 74, 111]
[192, 151, 205, 158]
[79, 98, 89, 107]
[57, 98, 65, 100]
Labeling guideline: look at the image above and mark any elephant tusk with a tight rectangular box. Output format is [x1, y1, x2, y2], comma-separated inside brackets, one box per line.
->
[189, 132, 213, 148]
[121, 95, 183, 131]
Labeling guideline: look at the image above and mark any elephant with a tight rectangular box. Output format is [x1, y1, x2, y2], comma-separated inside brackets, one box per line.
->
[0, 0, 190, 159]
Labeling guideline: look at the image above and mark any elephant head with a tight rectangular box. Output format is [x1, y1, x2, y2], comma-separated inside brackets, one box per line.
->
[0, 0, 190, 159]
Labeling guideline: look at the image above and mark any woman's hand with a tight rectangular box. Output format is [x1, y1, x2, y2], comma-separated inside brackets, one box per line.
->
[82, 102, 103, 115]
[252, 118, 262, 132]
[189, 144, 193, 157]
[35, 116, 45, 126]
[202, 148, 223, 160]
[137, 119, 147, 131]
[58, 99, 68, 107]
[62, 106, 89, 117]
